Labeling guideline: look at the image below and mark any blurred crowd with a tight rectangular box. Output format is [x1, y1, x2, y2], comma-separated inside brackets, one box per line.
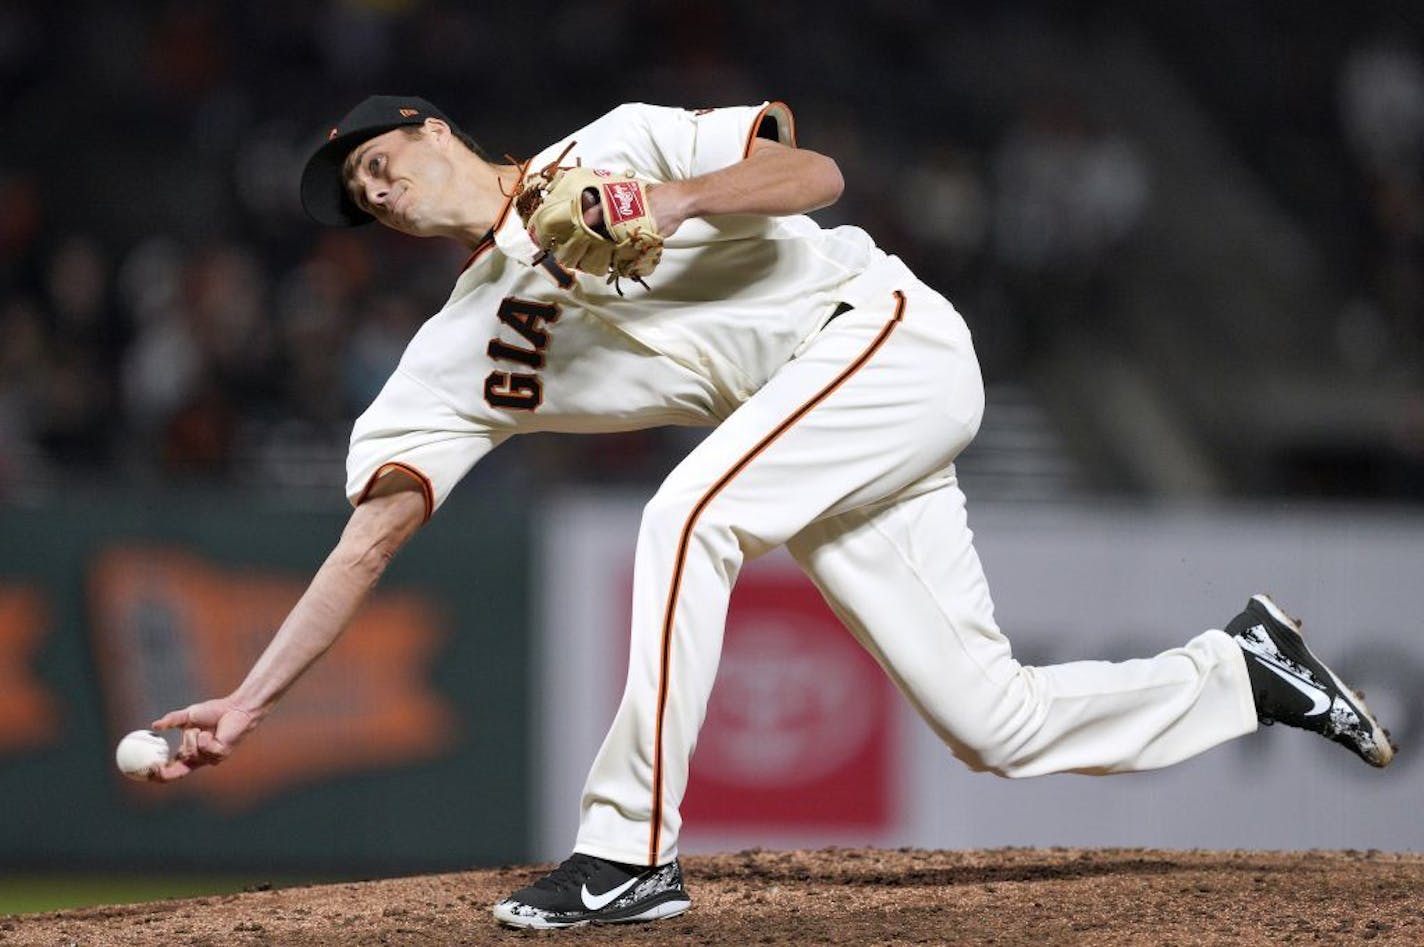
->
[0, 1, 1417, 502]
[1148, 6, 1424, 380]
[1338, 32, 1424, 373]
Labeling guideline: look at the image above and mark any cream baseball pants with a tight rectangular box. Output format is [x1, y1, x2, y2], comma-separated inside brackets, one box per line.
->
[575, 277, 1258, 867]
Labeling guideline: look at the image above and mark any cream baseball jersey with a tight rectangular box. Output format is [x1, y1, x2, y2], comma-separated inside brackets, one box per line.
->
[345, 102, 905, 516]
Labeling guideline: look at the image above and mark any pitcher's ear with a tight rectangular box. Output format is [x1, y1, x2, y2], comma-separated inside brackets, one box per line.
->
[422, 117, 451, 143]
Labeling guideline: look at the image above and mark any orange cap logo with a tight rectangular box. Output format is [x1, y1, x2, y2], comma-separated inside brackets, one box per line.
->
[328, 127, 339, 141]
[399, 108, 419, 118]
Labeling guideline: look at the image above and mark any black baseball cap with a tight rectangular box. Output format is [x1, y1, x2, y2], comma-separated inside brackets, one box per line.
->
[301, 94, 457, 227]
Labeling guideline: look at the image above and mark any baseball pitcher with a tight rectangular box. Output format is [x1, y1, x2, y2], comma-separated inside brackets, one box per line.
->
[149, 95, 1394, 930]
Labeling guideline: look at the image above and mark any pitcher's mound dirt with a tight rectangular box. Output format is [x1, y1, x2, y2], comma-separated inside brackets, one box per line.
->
[5, 847, 1421, 946]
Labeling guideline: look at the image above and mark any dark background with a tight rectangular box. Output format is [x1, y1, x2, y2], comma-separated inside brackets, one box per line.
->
[3, 0, 1422, 504]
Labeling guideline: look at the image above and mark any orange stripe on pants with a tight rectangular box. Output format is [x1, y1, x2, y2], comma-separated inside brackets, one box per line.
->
[646, 291, 907, 864]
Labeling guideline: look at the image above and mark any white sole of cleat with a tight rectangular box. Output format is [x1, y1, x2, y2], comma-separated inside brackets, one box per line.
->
[615, 896, 692, 923]
[491, 895, 691, 929]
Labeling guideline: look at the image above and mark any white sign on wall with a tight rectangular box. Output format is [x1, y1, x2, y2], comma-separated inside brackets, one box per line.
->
[536, 496, 1422, 859]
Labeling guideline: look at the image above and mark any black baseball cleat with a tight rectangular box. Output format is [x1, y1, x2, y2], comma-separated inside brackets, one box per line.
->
[491, 852, 691, 929]
[1229, 594, 1396, 768]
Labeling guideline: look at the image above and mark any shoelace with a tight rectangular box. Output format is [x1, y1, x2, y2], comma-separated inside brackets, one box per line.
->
[533, 853, 605, 892]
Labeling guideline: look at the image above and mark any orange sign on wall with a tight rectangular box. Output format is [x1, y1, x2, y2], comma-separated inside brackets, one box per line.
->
[0, 586, 59, 753]
[89, 547, 456, 809]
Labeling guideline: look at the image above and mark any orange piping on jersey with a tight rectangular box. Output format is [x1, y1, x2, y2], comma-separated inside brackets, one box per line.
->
[647, 290, 907, 865]
[458, 161, 526, 274]
[459, 234, 497, 274]
[742, 100, 796, 159]
[356, 461, 435, 523]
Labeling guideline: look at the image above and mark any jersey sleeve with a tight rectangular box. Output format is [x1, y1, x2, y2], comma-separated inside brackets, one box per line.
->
[345, 368, 505, 520]
[611, 101, 797, 181]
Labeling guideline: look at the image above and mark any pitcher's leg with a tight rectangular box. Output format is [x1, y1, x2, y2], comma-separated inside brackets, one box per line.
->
[788, 479, 1259, 777]
[574, 475, 737, 866]
[578, 290, 982, 865]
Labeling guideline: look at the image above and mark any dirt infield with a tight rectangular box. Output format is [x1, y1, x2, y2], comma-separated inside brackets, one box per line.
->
[5, 847, 1421, 946]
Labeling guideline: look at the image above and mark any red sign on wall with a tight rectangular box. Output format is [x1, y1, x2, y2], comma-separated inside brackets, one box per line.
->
[679, 568, 896, 830]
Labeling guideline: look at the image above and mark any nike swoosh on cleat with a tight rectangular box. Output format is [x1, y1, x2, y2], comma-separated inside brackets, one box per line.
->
[581, 875, 641, 911]
[1255, 658, 1332, 716]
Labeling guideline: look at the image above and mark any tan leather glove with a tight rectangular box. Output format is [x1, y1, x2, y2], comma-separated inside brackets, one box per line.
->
[516, 163, 663, 291]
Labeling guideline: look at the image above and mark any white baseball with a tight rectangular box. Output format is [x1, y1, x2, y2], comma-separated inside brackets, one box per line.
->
[115, 729, 171, 781]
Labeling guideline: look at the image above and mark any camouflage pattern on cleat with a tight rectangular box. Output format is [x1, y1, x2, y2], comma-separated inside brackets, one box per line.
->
[1229, 594, 1395, 767]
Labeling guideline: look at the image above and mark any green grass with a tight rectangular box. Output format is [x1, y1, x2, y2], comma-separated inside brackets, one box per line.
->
[0, 874, 315, 915]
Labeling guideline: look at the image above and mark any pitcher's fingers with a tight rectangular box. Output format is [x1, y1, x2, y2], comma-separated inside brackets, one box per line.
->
[151, 708, 192, 730]
[178, 726, 201, 762]
[150, 758, 195, 782]
[195, 731, 230, 764]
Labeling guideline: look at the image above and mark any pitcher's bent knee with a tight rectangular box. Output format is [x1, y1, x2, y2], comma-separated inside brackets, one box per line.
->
[925, 668, 1049, 779]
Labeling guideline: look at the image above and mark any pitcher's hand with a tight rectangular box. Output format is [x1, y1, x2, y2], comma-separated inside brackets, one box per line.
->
[149, 698, 262, 782]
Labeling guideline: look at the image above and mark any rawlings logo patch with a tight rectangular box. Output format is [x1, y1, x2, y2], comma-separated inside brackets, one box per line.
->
[602, 181, 645, 225]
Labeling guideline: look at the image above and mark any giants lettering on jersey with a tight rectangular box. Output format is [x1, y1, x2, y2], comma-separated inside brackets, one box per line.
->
[484, 297, 560, 411]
